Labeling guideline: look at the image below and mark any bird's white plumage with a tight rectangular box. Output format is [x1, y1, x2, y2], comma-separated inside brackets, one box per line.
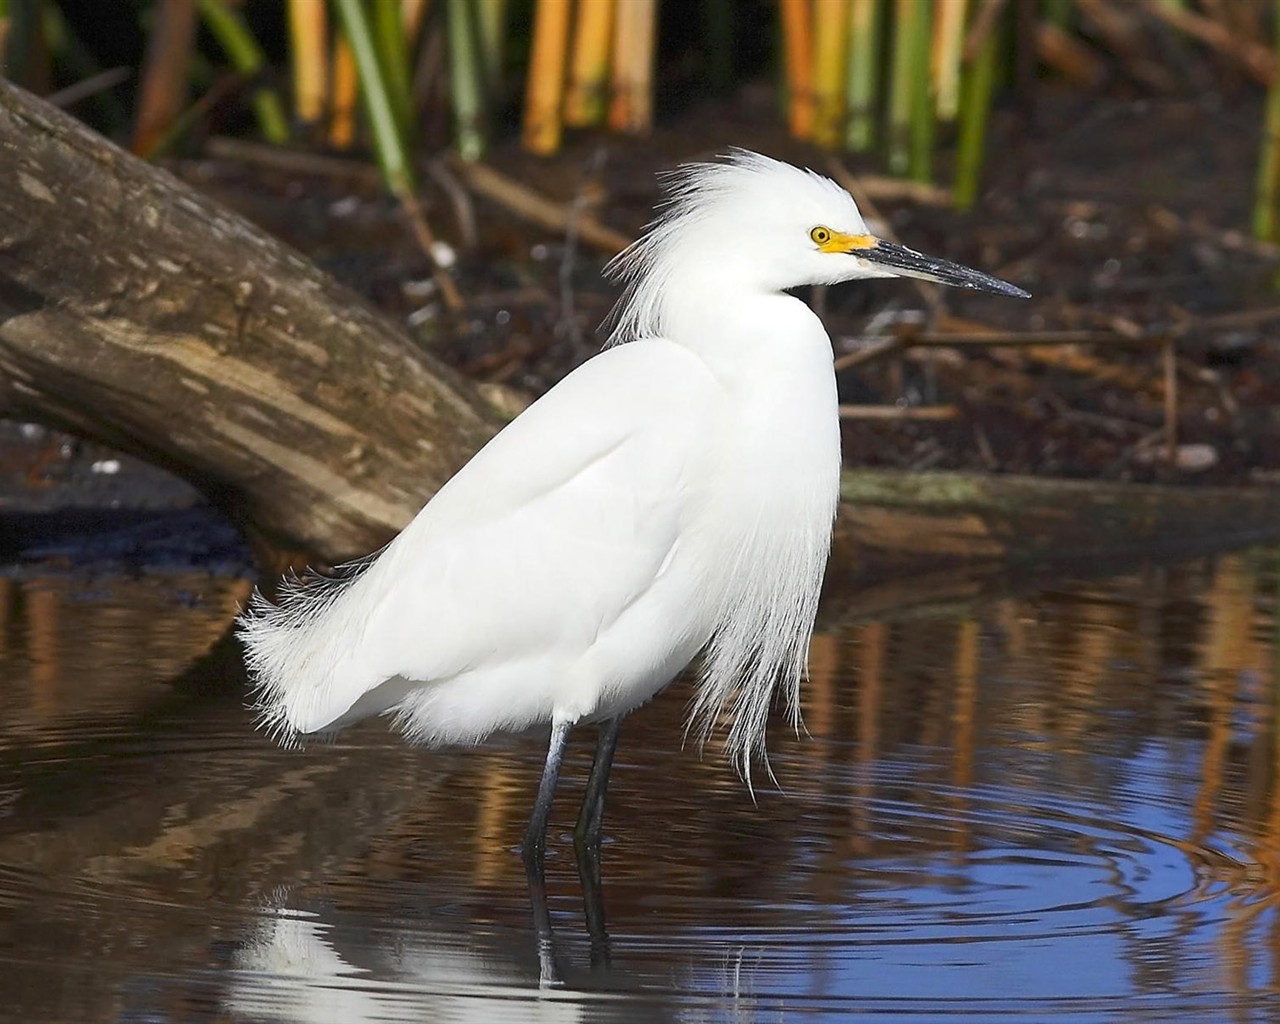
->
[245, 339, 727, 740]
[240, 150, 1024, 782]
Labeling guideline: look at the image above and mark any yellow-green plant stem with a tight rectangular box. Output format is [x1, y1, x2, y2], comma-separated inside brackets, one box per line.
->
[1254, 0, 1280, 240]
[953, 17, 997, 211]
[475, 0, 508, 96]
[448, 0, 487, 160]
[905, 0, 933, 181]
[372, 0, 412, 141]
[845, 0, 880, 152]
[886, 0, 920, 176]
[195, 0, 288, 144]
[812, 0, 849, 148]
[333, 0, 413, 191]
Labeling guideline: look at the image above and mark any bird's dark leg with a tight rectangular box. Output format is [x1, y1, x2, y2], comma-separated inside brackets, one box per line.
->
[573, 716, 621, 968]
[574, 715, 622, 853]
[524, 720, 572, 988]
[523, 719, 572, 875]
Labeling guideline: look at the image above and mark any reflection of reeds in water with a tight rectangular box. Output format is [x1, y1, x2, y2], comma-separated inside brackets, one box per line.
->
[1192, 556, 1255, 844]
[951, 617, 978, 798]
[802, 551, 1280, 858]
[0, 573, 251, 739]
[26, 584, 58, 725]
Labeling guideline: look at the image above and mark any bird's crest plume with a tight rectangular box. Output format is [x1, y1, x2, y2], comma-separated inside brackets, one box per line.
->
[603, 149, 855, 348]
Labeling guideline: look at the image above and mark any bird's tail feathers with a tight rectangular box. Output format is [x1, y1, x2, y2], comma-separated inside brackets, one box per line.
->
[238, 553, 384, 744]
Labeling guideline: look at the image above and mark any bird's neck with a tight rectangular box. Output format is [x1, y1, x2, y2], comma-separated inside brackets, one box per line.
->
[658, 285, 833, 393]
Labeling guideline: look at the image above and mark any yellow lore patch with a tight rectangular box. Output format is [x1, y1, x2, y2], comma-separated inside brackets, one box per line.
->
[813, 228, 878, 254]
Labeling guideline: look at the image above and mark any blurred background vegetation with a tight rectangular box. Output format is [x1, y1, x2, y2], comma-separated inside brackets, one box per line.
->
[0, 0, 1275, 233]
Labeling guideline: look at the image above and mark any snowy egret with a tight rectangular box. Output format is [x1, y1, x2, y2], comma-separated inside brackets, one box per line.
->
[239, 150, 1027, 870]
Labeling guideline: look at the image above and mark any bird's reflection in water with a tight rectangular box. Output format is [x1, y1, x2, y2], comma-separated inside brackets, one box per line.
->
[226, 874, 667, 1024]
[526, 837, 612, 988]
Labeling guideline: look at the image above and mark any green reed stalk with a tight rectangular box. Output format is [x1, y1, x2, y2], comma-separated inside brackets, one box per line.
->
[953, 12, 998, 210]
[476, 0, 508, 97]
[371, 0, 412, 141]
[448, 0, 487, 160]
[333, 0, 412, 191]
[906, 0, 933, 182]
[886, 0, 915, 174]
[845, 0, 880, 152]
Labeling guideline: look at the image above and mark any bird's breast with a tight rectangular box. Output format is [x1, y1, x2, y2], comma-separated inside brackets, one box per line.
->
[694, 301, 842, 634]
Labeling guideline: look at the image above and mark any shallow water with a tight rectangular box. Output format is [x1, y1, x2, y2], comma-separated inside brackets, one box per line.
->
[3, 548, 1280, 1022]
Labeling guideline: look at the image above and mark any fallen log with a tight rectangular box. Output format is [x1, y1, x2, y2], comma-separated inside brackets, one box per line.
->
[835, 469, 1280, 575]
[0, 79, 503, 565]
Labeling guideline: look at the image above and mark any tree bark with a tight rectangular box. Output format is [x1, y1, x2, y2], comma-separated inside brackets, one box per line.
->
[0, 79, 503, 564]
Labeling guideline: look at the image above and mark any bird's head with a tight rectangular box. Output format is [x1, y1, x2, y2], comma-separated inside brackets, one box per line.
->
[605, 150, 1027, 345]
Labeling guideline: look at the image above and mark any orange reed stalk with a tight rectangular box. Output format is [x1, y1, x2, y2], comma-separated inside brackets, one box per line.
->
[132, 0, 198, 155]
[329, 34, 358, 149]
[288, 0, 328, 128]
[524, 0, 573, 153]
[780, 0, 814, 139]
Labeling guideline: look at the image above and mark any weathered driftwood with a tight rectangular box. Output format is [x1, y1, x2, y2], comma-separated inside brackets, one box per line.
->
[836, 469, 1280, 573]
[0, 79, 502, 564]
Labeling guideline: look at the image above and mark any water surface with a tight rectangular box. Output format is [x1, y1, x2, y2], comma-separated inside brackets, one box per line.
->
[3, 548, 1280, 1021]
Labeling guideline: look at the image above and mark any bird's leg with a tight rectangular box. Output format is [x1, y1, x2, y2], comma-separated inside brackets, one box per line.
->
[574, 717, 621, 968]
[523, 719, 572, 875]
[574, 716, 622, 853]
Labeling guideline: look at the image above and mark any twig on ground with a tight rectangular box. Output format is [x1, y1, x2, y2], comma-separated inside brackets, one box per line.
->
[838, 404, 961, 420]
[426, 158, 478, 249]
[203, 135, 383, 188]
[393, 181, 465, 314]
[447, 156, 632, 256]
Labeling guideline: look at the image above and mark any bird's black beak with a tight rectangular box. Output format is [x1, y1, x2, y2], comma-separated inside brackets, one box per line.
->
[863, 239, 1030, 298]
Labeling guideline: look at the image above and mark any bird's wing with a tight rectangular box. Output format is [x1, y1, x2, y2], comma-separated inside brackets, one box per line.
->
[349, 340, 724, 689]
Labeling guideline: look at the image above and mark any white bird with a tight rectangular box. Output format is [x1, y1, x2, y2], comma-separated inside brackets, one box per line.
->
[239, 150, 1027, 870]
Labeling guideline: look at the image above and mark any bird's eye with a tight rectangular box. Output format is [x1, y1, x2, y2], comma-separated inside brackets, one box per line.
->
[810, 226, 832, 246]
